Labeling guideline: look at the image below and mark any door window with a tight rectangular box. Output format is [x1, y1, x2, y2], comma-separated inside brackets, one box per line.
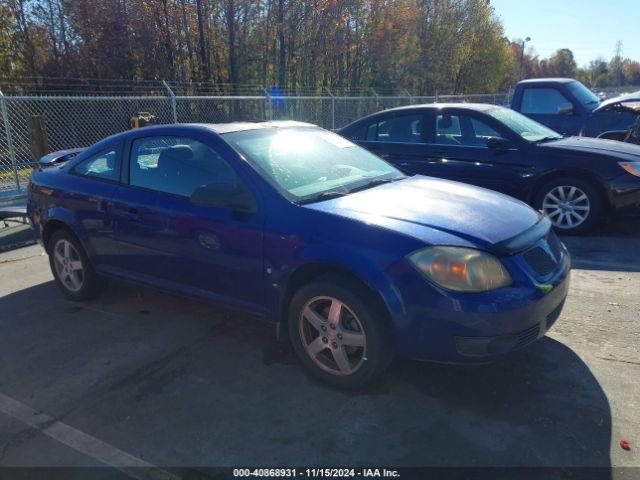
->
[521, 88, 572, 115]
[129, 136, 238, 198]
[353, 114, 423, 142]
[377, 115, 423, 142]
[73, 148, 119, 182]
[434, 114, 501, 146]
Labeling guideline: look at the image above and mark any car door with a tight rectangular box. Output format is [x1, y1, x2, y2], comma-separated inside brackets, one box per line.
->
[108, 133, 265, 313]
[519, 86, 582, 135]
[348, 111, 429, 172]
[66, 144, 123, 266]
[421, 109, 534, 199]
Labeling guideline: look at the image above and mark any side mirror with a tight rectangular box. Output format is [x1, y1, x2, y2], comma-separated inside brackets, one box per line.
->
[557, 102, 574, 115]
[190, 182, 257, 213]
[486, 136, 513, 149]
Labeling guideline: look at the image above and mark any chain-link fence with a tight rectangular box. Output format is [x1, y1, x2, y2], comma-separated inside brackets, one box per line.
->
[0, 89, 511, 197]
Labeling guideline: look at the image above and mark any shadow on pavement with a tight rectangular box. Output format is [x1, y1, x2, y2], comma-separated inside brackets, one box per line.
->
[0, 281, 613, 473]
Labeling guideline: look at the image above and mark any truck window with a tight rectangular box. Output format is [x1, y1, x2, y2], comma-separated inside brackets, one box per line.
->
[521, 88, 571, 115]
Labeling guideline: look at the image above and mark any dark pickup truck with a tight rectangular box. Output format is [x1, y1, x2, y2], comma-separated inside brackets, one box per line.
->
[511, 78, 640, 142]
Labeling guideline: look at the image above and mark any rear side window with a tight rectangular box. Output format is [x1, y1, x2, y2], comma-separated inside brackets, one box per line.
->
[350, 114, 423, 143]
[129, 136, 238, 198]
[73, 148, 119, 182]
[521, 88, 571, 115]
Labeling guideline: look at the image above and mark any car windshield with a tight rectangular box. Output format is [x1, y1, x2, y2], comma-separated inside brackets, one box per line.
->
[224, 127, 405, 203]
[567, 81, 600, 109]
[487, 108, 562, 142]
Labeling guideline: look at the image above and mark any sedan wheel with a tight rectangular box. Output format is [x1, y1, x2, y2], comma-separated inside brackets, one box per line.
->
[288, 276, 393, 388]
[53, 239, 85, 292]
[534, 177, 602, 235]
[299, 296, 367, 376]
[48, 230, 99, 300]
[542, 185, 590, 230]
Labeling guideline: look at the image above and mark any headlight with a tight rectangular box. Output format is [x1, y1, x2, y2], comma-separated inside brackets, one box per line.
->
[619, 162, 640, 177]
[407, 246, 512, 293]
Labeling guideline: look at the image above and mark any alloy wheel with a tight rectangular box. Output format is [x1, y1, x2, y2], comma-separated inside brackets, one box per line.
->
[53, 239, 85, 292]
[542, 185, 591, 230]
[299, 296, 367, 376]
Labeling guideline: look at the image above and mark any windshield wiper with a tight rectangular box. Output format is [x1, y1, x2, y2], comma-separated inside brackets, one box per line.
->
[534, 136, 561, 144]
[348, 176, 407, 193]
[296, 190, 349, 205]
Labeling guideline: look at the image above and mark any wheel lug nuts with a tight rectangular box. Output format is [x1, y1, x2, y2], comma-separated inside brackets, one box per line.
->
[321, 325, 327, 331]
[322, 337, 328, 344]
[337, 334, 342, 340]
[330, 323, 336, 329]
[332, 342, 338, 348]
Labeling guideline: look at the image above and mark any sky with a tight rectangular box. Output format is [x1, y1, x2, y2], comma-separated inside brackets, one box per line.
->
[489, 0, 639, 67]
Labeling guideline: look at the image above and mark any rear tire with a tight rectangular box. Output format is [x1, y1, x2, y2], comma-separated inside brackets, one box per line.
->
[288, 275, 394, 388]
[48, 230, 99, 301]
[534, 177, 602, 235]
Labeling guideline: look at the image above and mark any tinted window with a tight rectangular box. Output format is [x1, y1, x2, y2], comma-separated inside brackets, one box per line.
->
[130, 136, 237, 198]
[521, 88, 571, 115]
[73, 148, 119, 181]
[377, 114, 423, 142]
[434, 114, 500, 146]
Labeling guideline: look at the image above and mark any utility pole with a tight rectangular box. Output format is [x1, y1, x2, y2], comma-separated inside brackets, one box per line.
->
[520, 37, 531, 80]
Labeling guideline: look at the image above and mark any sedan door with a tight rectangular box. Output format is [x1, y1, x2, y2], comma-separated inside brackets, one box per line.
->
[421, 109, 535, 200]
[348, 111, 429, 173]
[108, 133, 266, 314]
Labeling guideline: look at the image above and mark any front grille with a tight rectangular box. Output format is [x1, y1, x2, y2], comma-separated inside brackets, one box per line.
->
[523, 246, 556, 277]
[546, 230, 564, 260]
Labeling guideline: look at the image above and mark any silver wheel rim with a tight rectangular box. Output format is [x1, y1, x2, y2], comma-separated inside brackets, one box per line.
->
[299, 296, 367, 376]
[542, 185, 590, 230]
[53, 239, 84, 292]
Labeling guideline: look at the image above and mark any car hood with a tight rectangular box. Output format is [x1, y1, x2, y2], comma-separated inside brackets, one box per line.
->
[305, 176, 541, 249]
[539, 136, 640, 158]
[594, 90, 640, 112]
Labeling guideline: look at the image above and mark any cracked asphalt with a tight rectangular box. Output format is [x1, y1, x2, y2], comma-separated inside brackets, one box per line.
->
[0, 219, 638, 477]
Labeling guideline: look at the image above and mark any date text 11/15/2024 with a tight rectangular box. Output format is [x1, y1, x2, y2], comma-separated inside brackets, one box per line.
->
[233, 468, 400, 478]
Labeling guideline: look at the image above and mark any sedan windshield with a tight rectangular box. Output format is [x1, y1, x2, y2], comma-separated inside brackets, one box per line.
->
[487, 108, 562, 142]
[224, 127, 405, 202]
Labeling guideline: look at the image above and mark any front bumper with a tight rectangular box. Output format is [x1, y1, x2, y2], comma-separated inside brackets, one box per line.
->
[386, 234, 571, 363]
[605, 173, 640, 213]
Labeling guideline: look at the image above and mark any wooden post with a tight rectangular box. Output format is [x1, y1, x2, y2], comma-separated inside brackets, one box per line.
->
[28, 115, 49, 161]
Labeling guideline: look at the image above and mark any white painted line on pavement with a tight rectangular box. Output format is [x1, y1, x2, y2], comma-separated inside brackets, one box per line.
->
[0, 392, 180, 480]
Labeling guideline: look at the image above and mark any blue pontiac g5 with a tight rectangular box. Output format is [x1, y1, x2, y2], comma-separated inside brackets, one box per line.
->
[27, 122, 570, 387]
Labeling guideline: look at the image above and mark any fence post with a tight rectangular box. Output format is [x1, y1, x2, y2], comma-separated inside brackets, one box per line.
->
[404, 89, 413, 105]
[323, 87, 335, 130]
[261, 85, 272, 120]
[0, 89, 20, 191]
[162, 80, 178, 124]
[371, 88, 381, 110]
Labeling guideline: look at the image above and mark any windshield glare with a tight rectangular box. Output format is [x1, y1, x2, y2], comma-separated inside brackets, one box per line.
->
[567, 81, 600, 108]
[487, 108, 562, 142]
[224, 127, 404, 201]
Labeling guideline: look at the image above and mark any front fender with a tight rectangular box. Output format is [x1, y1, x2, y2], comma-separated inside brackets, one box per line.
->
[267, 239, 408, 327]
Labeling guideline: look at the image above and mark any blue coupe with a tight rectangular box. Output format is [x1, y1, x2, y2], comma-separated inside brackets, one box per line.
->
[27, 122, 570, 387]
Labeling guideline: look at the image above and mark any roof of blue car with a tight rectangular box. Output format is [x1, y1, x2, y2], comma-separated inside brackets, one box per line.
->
[517, 78, 576, 84]
[193, 120, 317, 134]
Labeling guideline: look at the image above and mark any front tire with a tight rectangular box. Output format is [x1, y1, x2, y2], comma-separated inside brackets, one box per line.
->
[534, 177, 602, 235]
[48, 230, 98, 300]
[288, 276, 394, 388]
